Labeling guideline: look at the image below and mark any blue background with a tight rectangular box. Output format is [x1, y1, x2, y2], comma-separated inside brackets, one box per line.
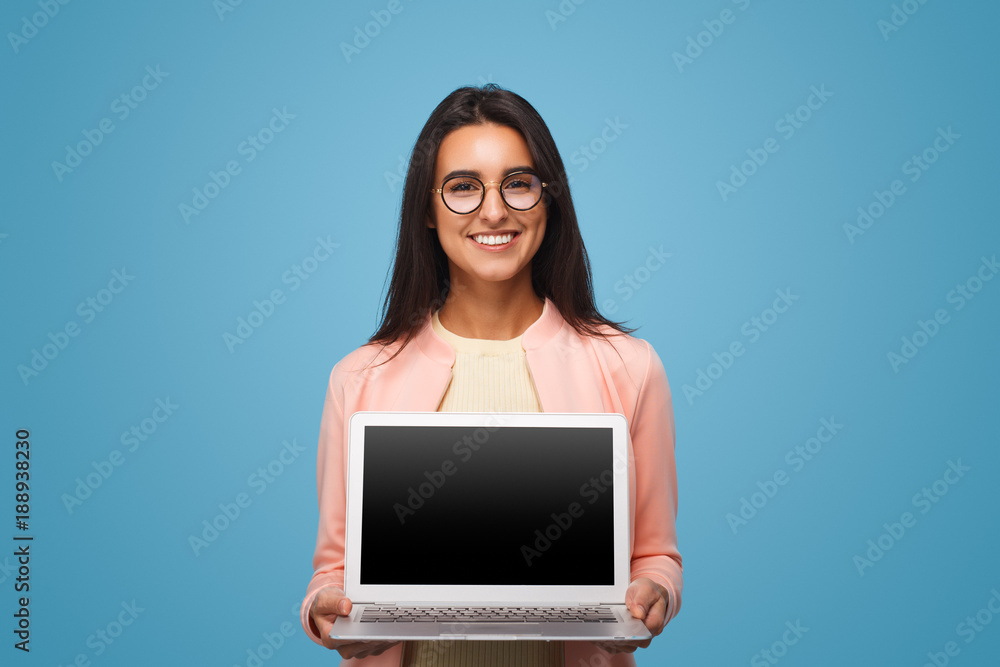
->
[2, 1, 998, 665]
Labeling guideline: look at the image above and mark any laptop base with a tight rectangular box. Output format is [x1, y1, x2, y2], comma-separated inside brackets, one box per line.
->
[330, 604, 651, 641]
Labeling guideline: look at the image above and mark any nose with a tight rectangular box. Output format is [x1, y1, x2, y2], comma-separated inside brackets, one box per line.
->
[478, 181, 508, 223]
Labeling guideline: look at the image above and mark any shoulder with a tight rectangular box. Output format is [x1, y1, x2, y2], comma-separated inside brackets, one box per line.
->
[583, 324, 660, 373]
[566, 323, 668, 400]
[335, 340, 400, 372]
[326, 338, 408, 390]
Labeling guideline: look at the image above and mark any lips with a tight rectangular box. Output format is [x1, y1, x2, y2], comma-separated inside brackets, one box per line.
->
[468, 231, 520, 250]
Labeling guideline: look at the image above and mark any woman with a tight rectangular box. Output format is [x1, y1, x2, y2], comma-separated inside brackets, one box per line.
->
[300, 84, 682, 666]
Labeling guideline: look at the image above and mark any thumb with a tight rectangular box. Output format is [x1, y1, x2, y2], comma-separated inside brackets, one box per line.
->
[338, 597, 352, 615]
[626, 580, 655, 619]
[314, 586, 352, 617]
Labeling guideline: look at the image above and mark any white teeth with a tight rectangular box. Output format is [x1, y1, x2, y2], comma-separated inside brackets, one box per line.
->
[473, 233, 514, 246]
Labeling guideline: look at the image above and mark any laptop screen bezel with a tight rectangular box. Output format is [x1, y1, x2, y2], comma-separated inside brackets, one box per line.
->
[342, 411, 632, 604]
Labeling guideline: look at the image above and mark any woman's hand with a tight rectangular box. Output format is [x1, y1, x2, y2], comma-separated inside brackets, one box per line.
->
[592, 577, 670, 655]
[310, 585, 400, 659]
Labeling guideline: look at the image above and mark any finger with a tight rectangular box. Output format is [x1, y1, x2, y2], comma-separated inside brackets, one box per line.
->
[593, 640, 639, 654]
[594, 640, 639, 651]
[333, 641, 377, 659]
[316, 621, 335, 649]
[625, 579, 659, 620]
[314, 613, 342, 650]
[361, 642, 399, 658]
[337, 597, 352, 616]
[312, 589, 355, 650]
[314, 587, 352, 616]
[347, 641, 399, 660]
[643, 593, 668, 636]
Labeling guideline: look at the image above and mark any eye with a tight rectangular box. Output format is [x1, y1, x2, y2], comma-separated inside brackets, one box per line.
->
[503, 173, 538, 194]
[446, 178, 481, 195]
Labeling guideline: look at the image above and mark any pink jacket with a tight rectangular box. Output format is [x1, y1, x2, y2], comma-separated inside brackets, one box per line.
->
[300, 298, 683, 666]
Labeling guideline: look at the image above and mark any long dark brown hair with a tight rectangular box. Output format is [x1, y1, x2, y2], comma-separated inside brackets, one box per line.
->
[369, 84, 634, 360]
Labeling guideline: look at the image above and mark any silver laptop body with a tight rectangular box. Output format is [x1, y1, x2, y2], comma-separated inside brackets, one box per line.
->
[330, 411, 652, 642]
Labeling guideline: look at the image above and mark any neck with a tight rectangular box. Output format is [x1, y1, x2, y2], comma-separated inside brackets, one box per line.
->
[437, 275, 544, 340]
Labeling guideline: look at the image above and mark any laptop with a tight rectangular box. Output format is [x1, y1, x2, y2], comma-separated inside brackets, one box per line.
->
[329, 411, 652, 641]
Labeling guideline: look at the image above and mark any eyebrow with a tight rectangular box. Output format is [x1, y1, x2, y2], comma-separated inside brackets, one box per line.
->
[441, 165, 537, 181]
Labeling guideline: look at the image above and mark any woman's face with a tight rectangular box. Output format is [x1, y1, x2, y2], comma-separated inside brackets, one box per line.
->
[427, 123, 546, 292]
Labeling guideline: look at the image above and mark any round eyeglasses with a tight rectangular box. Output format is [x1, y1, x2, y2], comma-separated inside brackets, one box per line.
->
[430, 171, 547, 215]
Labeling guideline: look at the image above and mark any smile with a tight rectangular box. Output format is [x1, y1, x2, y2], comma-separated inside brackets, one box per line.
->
[469, 232, 519, 249]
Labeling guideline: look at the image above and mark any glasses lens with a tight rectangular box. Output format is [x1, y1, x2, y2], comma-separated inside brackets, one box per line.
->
[442, 176, 483, 214]
[502, 173, 542, 210]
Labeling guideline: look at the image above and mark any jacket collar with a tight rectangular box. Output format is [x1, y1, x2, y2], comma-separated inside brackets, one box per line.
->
[394, 296, 610, 413]
[388, 297, 588, 413]
[413, 297, 564, 366]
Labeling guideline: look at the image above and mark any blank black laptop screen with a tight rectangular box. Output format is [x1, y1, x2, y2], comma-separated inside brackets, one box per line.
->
[359, 425, 615, 586]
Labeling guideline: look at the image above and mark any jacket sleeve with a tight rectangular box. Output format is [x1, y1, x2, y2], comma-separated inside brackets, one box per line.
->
[300, 363, 350, 645]
[628, 340, 683, 624]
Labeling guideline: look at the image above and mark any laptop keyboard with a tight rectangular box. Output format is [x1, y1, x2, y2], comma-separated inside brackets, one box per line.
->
[360, 606, 619, 623]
